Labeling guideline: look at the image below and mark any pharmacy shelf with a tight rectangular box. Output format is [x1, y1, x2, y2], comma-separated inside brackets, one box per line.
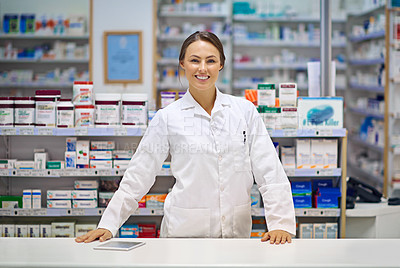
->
[234, 62, 347, 71]
[348, 136, 384, 154]
[348, 162, 383, 185]
[232, 14, 346, 23]
[0, 126, 146, 136]
[158, 34, 229, 42]
[347, 107, 384, 120]
[157, 58, 178, 65]
[0, 169, 172, 177]
[348, 30, 385, 43]
[348, 83, 385, 93]
[0, 207, 340, 217]
[233, 39, 346, 48]
[159, 11, 228, 18]
[0, 207, 164, 217]
[0, 34, 89, 40]
[348, 4, 385, 17]
[286, 168, 342, 177]
[348, 58, 385, 66]
[251, 207, 340, 217]
[0, 59, 88, 64]
[269, 128, 347, 138]
[0, 82, 73, 88]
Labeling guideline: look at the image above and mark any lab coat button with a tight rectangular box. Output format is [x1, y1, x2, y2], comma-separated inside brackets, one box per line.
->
[222, 216, 225, 221]
[220, 186, 224, 192]
[218, 155, 222, 161]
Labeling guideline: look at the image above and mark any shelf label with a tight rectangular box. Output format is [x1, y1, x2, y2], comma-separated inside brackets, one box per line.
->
[283, 129, 297, 137]
[30, 170, 46, 177]
[19, 128, 34, 136]
[2, 128, 17, 135]
[32, 209, 47, 216]
[308, 209, 321, 217]
[0, 210, 12, 216]
[0, 169, 9, 176]
[318, 169, 334, 176]
[15, 170, 32, 176]
[285, 169, 295, 177]
[98, 169, 111, 176]
[71, 209, 85, 216]
[17, 209, 33, 216]
[114, 128, 128, 136]
[38, 128, 54, 136]
[75, 128, 88, 136]
[316, 129, 333, 137]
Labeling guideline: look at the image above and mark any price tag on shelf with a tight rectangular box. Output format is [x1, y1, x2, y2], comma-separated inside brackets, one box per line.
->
[308, 209, 321, 217]
[19, 128, 34, 136]
[0, 169, 9, 176]
[283, 129, 297, 137]
[75, 128, 88, 136]
[318, 169, 334, 176]
[285, 169, 295, 177]
[71, 209, 85, 216]
[316, 129, 333, 137]
[2, 128, 17, 135]
[98, 169, 111, 176]
[0, 210, 12, 216]
[15, 170, 32, 176]
[114, 128, 128, 136]
[32, 209, 47, 216]
[17, 209, 33, 216]
[30, 170, 46, 177]
[38, 128, 54, 136]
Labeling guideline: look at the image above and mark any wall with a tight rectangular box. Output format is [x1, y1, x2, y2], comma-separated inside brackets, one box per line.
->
[91, 0, 154, 101]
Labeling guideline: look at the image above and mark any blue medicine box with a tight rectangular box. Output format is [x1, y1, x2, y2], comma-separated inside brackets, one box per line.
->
[312, 179, 333, 191]
[119, 224, 139, 238]
[293, 195, 312, 208]
[291, 181, 312, 196]
[315, 188, 341, 208]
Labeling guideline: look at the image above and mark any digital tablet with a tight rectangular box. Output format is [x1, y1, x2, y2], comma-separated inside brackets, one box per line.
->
[93, 241, 145, 251]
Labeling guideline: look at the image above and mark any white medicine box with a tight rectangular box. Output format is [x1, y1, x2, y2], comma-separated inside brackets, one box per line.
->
[297, 97, 343, 129]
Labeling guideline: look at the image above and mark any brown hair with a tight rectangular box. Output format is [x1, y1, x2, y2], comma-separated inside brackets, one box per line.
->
[179, 31, 225, 70]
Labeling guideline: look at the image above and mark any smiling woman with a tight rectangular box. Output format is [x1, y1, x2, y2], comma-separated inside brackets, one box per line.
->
[76, 31, 296, 245]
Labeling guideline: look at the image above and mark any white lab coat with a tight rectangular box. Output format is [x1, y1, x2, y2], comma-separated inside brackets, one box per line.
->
[98, 88, 296, 238]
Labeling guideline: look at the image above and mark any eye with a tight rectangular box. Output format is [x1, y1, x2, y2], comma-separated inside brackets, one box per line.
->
[190, 59, 199, 63]
[207, 59, 216, 63]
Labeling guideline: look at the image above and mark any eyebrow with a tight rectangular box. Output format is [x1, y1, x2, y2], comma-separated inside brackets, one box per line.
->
[189, 55, 218, 59]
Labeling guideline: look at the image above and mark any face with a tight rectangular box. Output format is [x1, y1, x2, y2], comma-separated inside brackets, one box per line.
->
[180, 40, 222, 94]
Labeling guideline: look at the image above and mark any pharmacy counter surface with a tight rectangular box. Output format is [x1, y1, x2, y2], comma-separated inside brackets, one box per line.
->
[0, 238, 399, 268]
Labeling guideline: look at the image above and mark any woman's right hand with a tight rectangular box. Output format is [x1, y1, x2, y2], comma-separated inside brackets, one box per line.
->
[75, 228, 112, 243]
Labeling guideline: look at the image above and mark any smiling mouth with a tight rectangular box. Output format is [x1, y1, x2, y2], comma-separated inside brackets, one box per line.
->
[195, 75, 210, 80]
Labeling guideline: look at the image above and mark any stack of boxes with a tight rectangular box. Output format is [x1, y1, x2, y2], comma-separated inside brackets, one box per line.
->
[291, 181, 312, 208]
[119, 223, 157, 238]
[1, 223, 96, 238]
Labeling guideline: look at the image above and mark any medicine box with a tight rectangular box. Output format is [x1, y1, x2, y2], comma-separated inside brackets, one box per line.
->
[146, 193, 167, 208]
[251, 229, 266, 239]
[71, 190, 97, 199]
[313, 223, 326, 239]
[76, 140, 90, 165]
[159, 162, 172, 176]
[23, 189, 32, 209]
[323, 139, 338, 168]
[75, 224, 97, 237]
[326, 223, 338, 239]
[296, 139, 311, 169]
[99, 192, 114, 207]
[46, 161, 64, 169]
[74, 180, 98, 190]
[72, 199, 97, 208]
[138, 223, 157, 238]
[0, 159, 16, 169]
[34, 152, 47, 169]
[312, 179, 333, 191]
[65, 151, 76, 169]
[112, 150, 133, 160]
[291, 181, 312, 196]
[47, 190, 72, 200]
[89, 160, 113, 169]
[113, 159, 130, 169]
[15, 161, 35, 169]
[40, 224, 52, 237]
[15, 225, 28, 237]
[32, 189, 41, 209]
[90, 141, 115, 151]
[281, 146, 295, 170]
[90, 150, 112, 160]
[2, 224, 15, 237]
[66, 137, 77, 151]
[315, 193, 340, 208]
[297, 97, 343, 129]
[280, 107, 297, 129]
[310, 139, 325, 168]
[299, 223, 313, 239]
[119, 224, 139, 238]
[251, 184, 261, 208]
[257, 89, 276, 107]
[138, 195, 146, 208]
[279, 83, 297, 107]
[292, 195, 312, 208]
[51, 222, 75, 238]
[47, 199, 71, 208]
[28, 224, 40, 237]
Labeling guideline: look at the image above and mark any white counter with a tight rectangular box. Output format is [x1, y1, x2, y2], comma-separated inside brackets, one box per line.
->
[346, 202, 400, 238]
[1, 238, 400, 268]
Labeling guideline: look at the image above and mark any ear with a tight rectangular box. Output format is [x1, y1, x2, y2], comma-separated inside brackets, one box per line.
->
[219, 65, 223, 71]
[179, 61, 185, 70]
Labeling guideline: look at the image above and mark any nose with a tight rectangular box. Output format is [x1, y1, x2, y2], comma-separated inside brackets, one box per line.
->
[199, 60, 206, 72]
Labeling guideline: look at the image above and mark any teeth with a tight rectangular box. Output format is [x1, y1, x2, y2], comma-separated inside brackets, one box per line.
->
[196, 76, 208, 80]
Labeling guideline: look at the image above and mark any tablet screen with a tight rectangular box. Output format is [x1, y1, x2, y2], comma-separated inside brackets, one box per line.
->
[94, 241, 145, 251]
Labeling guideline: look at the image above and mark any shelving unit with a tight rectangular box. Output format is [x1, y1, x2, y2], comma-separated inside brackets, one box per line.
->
[345, 3, 386, 192]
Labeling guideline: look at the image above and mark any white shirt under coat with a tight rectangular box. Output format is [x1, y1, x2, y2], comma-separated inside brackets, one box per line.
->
[98, 88, 296, 238]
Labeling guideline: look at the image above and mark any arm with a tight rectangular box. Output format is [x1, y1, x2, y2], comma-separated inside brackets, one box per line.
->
[76, 110, 170, 243]
[246, 103, 296, 244]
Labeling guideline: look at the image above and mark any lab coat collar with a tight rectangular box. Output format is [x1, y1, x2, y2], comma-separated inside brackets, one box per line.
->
[180, 87, 231, 117]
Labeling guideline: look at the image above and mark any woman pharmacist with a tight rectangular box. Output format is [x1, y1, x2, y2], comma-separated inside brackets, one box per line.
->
[76, 31, 296, 245]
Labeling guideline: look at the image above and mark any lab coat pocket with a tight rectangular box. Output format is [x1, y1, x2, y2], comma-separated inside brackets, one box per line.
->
[231, 137, 251, 172]
[167, 206, 211, 238]
[233, 202, 252, 238]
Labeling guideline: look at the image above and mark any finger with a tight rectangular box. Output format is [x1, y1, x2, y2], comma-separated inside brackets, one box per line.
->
[75, 232, 91, 243]
[274, 234, 282, 245]
[261, 232, 270, 242]
[99, 231, 112, 242]
[287, 235, 292, 243]
[269, 233, 276, 244]
[85, 231, 103, 243]
[281, 235, 287, 244]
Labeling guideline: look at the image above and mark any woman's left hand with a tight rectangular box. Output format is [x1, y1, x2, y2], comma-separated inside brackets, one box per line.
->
[261, 230, 292, 244]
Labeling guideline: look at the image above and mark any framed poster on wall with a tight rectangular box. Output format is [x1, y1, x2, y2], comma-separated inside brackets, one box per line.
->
[103, 31, 142, 84]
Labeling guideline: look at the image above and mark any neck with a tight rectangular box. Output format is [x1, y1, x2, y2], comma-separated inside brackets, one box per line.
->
[189, 86, 217, 116]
